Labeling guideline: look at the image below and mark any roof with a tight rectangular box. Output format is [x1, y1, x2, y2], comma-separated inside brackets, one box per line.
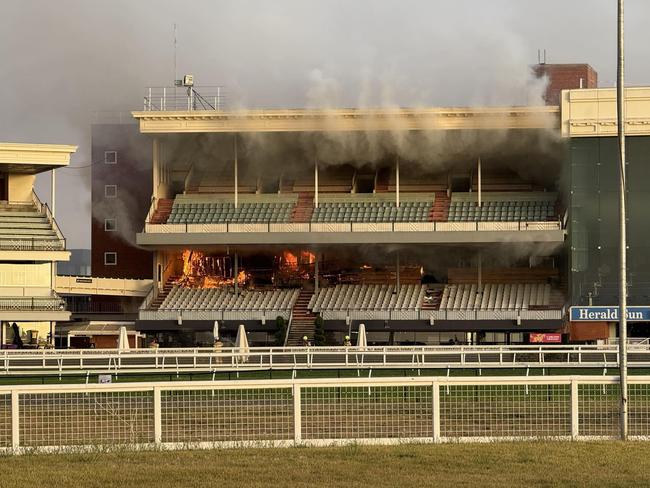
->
[0, 143, 77, 174]
[57, 321, 137, 336]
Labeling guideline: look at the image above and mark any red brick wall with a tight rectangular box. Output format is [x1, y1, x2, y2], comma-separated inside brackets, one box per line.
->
[532, 64, 598, 105]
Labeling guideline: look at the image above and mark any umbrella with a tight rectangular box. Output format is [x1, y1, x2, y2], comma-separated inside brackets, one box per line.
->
[234, 323, 250, 363]
[213, 320, 220, 341]
[118, 326, 130, 351]
[357, 323, 367, 351]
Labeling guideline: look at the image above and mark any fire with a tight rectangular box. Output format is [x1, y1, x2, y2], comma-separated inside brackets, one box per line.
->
[175, 250, 250, 288]
[282, 251, 299, 270]
[277, 250, 316, 281]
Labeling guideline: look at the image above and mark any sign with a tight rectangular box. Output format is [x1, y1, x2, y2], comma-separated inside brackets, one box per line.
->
[75, 277, 93, 283]
[529, 333, 562, 344]
[570, 306, 650, 322]
[98, 374, 112, 384]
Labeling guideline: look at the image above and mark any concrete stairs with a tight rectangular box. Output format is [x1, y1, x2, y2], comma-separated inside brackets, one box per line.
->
[150, 277, 177, 310]
[150, 199, 174, 224]
[291, 193, 314, 223]
[430, 191, 450, 221]
[286, 288, 316, 346]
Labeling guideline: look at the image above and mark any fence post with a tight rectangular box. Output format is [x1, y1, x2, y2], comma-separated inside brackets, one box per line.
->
[153, 387, 162, 445]
[293, 384, 302, 443]
[432, 382, 440, 443]
[571, 380, 579, 440]
[11, 391, 19, 452]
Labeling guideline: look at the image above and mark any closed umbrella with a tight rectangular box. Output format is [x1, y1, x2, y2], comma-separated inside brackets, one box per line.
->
[213, 321, 220, 341]
[357, 323, 367, 351]
[235, 323, 249, 363]
[118, 326, 130, 351]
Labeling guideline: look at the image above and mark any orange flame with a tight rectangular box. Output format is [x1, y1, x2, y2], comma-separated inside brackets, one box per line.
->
[176, 249, 249, 288]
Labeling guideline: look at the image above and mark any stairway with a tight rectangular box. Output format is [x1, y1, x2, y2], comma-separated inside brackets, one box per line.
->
[150, 199, 173, 224]
[291, 193, 314, 223]
[421, 287, 443, 310]
[149, 277, 177, 310]
[430, 191, 450, 221]
[286, 288, 316, 346]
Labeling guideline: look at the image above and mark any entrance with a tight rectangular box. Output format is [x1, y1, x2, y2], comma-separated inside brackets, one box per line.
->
[0, 173, 7, 201]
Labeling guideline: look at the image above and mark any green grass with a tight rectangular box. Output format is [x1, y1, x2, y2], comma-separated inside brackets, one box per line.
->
[1, 442, 650, 488]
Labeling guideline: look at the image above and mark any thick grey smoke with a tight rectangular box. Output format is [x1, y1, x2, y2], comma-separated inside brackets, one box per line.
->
[3, 0, 648, 248]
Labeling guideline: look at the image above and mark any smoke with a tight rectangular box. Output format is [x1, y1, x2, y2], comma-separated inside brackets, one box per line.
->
[1, 0, 631, 248]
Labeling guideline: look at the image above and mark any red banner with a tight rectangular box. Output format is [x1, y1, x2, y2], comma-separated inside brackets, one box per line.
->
[529, 333, 562, 344]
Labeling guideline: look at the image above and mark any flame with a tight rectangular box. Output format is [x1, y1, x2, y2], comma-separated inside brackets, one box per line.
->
[282, 251, 299, 270]
[175, 250, 249, 288]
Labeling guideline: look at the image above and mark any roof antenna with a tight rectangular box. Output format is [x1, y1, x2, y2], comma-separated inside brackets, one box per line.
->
[537, 49, 541, 64]
[543, 49, 547, 64]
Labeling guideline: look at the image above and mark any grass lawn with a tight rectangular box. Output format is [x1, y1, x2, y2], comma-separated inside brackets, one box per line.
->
[1, 441, 650, 488]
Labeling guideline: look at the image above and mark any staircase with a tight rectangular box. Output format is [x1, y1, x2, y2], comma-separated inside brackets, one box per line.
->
[421, 287, 443, 310]
[430, 191, 450, 221]
[291, 193, 314, 223]
[286, 288, 316, 346]
[149, 277, 177, 310]
[150, 199, 173, 224]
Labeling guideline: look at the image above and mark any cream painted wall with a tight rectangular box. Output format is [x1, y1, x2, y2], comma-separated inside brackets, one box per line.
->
[8, 174, 35, 202]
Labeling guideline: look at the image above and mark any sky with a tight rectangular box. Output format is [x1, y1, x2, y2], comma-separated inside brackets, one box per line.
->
[0, 0, 648, 249]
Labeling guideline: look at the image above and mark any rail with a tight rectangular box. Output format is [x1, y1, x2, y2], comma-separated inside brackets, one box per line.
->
[143, 86, 226, 112]
[143, 219, 563, 234]
[139, 308, 293, 321]
[1, 344, 648, 375]
[0, 295, 65, 311]
[0, 374, 649, 452]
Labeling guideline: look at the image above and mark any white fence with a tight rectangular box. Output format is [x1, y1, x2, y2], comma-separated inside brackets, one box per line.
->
[0, 375, 645, 453]
[1, 345, 649, 375]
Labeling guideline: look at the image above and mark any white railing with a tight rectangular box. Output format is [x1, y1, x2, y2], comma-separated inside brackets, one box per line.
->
[0, 374, 647, 452]
[317, 308, 564, 321]
[0, 344, 646, 375]
[143, 86, 226, 112]
[144, 220, 562, 235]
[139, 308, 292, 321]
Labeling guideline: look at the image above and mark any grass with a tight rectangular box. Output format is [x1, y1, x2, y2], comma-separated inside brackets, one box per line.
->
[1, 441, 650, 488]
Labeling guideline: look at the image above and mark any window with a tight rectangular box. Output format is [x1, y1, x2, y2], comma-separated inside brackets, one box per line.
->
[104, 151, 117, 164]
[104, 185, 117, 198]
[104, 252, 117, 266]
[104, 218, 117, 232]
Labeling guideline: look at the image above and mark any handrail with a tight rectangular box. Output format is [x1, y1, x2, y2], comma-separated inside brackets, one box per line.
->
[31, 190, 66, 245]
[283, 310, 294, 347]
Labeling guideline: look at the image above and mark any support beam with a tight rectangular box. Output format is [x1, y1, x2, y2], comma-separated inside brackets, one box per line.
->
[234, 134, 238, 209]
[396, 157, 400, 208]
[234, 252, 239, 296]
[314, 160, 319, 208]
[477, 157, 482, 208]
[50, 169, 56, 218]
[314, 253, 319, 295]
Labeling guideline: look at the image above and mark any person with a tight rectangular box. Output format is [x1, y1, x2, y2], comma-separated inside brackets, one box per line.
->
[343, 335, 352, 347]
[149, 338, 159, 349]
[302, 335, 311, 347]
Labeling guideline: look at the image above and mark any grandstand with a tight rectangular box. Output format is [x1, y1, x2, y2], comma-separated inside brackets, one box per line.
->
[118, 90, 605, 348]
[0, 143, 76, 347]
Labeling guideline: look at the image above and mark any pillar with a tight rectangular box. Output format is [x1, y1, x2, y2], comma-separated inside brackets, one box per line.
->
[234, 252, 239, 296]
[396, 252, 401, 293]
[477, 157, 482, 209]
[396, 157, 400, 208]
[234, 134, 238, 209]
[314, 160, 319, 208]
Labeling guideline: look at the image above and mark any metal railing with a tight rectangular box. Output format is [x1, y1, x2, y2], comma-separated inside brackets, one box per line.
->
[139, 308, 292, 321]
[143, 220, 563, 235]
[143, 86, 226, 112]
[317, 308, 565, 321]
[0, 344, 648, 375]
[0, 295, 65, 312]
[0, 374, 648, 452]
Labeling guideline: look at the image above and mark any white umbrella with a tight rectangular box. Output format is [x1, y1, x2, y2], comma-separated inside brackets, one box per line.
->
[213, 321, 220, 341]
[357, 323, 367, 351]
[234, 323, 250, 363]
[118, 326, 130, 351]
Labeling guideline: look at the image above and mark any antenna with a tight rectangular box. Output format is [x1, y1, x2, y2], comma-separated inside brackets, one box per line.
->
[173, 23, 178, 83]
[543, 49, 547, 64]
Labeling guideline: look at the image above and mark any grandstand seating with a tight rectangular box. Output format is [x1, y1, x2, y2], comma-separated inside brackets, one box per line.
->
[159, 286, 300, 311]
[447, 192, 557, 222]
[0, 202, 62, 247]
[309, 284, 425, 312]
[439, 283, 556, 310]
[166, 195, 297, 224]
[311, 193, 433, 223]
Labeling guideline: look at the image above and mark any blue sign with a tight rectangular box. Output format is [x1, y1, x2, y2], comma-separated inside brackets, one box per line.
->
[570, 306, 650, 322]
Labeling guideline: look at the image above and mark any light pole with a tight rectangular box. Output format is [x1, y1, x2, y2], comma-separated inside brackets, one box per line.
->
[617, 0, 628, 440]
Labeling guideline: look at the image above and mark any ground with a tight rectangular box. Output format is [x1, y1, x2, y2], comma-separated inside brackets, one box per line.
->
[1, 441, 649, 488]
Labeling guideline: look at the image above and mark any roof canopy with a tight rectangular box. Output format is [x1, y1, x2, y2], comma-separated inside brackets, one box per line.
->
[0, 143, 77, 174]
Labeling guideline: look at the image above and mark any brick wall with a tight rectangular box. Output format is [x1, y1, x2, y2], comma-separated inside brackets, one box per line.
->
[532, 64, 598, 105]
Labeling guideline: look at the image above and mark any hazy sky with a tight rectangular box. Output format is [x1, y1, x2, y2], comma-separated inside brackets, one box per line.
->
[1, 0, 648, 249]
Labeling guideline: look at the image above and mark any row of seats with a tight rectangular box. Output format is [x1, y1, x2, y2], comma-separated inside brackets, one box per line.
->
[309, 284, 425, 311]
[160, 286, 300, 311]
[439, 283, 552, 311]
[447, 193, 556, 222]
[166, 202, 294, 224]
[312, 201, 431, 223]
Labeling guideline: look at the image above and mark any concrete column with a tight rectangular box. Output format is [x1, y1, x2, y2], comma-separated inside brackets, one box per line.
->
[478, 249, 482, 289]
[314, 160, 319, 208]
[234, 134, 238, 209]
[396, 252, 401, 293]
[152, 138, 160, 200]
[396, 157, 400, 208]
